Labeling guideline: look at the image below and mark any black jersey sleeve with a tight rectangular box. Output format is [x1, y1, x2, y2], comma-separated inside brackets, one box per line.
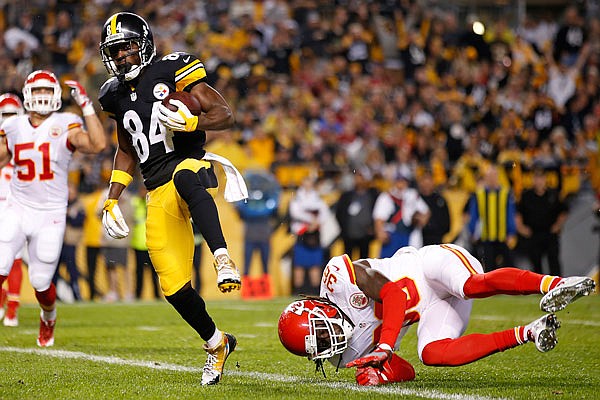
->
[98, 77, 121, 120]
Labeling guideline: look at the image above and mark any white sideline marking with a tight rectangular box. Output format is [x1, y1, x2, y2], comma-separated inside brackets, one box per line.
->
[0, 346, 507, 400]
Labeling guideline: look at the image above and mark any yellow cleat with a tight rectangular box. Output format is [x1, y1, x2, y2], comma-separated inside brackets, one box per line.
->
[201, 332, 237, 385]
[213, 254, 242, 293]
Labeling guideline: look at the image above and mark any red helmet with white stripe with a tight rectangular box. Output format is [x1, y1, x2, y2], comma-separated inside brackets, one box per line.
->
[0, 93, 24, 123]
[278, 299, 354, 360]
[22, 70, 62, 115]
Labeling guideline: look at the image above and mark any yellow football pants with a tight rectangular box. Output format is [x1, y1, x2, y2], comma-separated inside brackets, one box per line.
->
[145, 158, 213, 296]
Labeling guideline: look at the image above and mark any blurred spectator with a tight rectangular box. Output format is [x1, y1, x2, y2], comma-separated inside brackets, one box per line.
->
[465, 164, 517, 271]
[553, 5, 587, 66]
[101, 188, 133, 303]
[335, 168, 378, 259]
[373, 171, 430, 257]
[289, 175, 329, 295]
[43, 10, 76, 76]
[417, 168, 451, 245]
[235, 170, 281, 299]
[131, 185, 160, 301]
[516, 167, 568, 275]
[54, 182, 85, 301]
[299, 11, 329, 59]
[3, 14, 40, 59]
[341, 23, 372, 73]
[265, 23, 295, 75]
[545, 40, 590, 113]
[82, 185, 104, 301]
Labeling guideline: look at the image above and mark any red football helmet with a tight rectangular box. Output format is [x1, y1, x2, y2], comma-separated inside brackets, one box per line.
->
[0, 93, 24, 122]
[22, 70, 62, 115]
[278, 299, 354, 360]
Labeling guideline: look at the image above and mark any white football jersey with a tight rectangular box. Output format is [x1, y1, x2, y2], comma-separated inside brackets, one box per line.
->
[0, 163, 13, 205]
[0, 112, 81, 209]
[320, 244, 483, 366]
[320, 247, 434, 366]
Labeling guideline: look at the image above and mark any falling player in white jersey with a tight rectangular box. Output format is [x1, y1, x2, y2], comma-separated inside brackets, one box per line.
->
[0, 93, 25, 327]
[0, 70, 107, 347]
[278, 244, 595, 386]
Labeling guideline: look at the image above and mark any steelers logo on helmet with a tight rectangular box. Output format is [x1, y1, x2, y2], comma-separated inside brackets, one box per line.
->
[100, 12, 156, 82]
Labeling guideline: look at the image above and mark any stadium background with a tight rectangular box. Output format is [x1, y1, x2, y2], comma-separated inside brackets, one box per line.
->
[1, 0, 599, 301]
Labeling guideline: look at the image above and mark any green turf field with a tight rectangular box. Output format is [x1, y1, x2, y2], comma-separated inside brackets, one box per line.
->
[0, 294, 598, 400]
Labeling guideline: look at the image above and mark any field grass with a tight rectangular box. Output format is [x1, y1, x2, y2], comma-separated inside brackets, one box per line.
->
[0, 294, 598, 400]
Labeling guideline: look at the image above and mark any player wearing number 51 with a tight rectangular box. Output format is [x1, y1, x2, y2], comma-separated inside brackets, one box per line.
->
[98, 12, 247, 386]
[278, 244, 595, 386]
[0, 70, 106, 347]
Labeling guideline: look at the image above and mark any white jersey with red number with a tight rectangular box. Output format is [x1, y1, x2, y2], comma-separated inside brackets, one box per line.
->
[0, 163, 13, 206]
[1, 112, 79, 209]
[320, 244, 484, 366]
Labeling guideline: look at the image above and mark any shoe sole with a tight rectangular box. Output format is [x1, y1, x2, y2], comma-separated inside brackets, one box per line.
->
[202, 334, 237, 385]
[540, 278, 596, 312]
[535, 314, 560, 352]
[218, 280, 242, 293]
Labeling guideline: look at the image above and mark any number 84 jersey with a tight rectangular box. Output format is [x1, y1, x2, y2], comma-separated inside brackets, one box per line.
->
[98, 52, 208, 190]
[319, 248, 435, 366]
[0, 113, 79, 209]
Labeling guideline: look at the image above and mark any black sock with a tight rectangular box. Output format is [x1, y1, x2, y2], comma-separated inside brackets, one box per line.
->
[165, 283, 216, 341]
[173, 168, 227, 253]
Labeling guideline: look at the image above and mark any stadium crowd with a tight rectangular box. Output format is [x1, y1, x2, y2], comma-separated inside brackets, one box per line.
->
[1, 0, 599, 299]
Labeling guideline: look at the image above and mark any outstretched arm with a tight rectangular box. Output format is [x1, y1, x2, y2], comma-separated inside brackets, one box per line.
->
[65, 80, 107, 154]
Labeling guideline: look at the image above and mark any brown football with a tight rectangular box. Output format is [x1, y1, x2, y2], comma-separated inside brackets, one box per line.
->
[162, 91, 203, 115]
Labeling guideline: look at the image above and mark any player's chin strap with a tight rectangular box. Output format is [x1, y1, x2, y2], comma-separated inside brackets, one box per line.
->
[314, 350, 344, 378]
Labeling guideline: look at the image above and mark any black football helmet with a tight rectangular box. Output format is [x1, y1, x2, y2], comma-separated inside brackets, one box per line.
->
[99, 12, 156, 81]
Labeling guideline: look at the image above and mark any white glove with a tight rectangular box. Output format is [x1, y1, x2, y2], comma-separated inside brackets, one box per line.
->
[157, 99, 198, 131]
[102, 199, 129, 239]
[64, 80, 95, 116]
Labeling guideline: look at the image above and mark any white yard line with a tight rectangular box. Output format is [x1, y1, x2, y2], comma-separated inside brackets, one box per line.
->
[0, 346, 507, 400]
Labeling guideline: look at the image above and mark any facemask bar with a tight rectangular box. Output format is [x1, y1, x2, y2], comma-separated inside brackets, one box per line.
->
[306, 306, 352, 360]
[23, 81, 61, 115]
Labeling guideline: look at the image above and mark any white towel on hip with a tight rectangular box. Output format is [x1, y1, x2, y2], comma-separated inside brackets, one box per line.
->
[202, 152, 249, 202]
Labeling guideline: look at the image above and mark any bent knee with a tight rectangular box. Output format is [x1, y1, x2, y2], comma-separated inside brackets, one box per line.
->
[421, 339, 451, 366]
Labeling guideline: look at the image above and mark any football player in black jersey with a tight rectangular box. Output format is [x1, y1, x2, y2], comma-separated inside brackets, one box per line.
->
[98, 12, 243, 385]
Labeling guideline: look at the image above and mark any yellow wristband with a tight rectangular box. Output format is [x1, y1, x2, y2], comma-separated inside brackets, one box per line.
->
[110, 170, 133, 187]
